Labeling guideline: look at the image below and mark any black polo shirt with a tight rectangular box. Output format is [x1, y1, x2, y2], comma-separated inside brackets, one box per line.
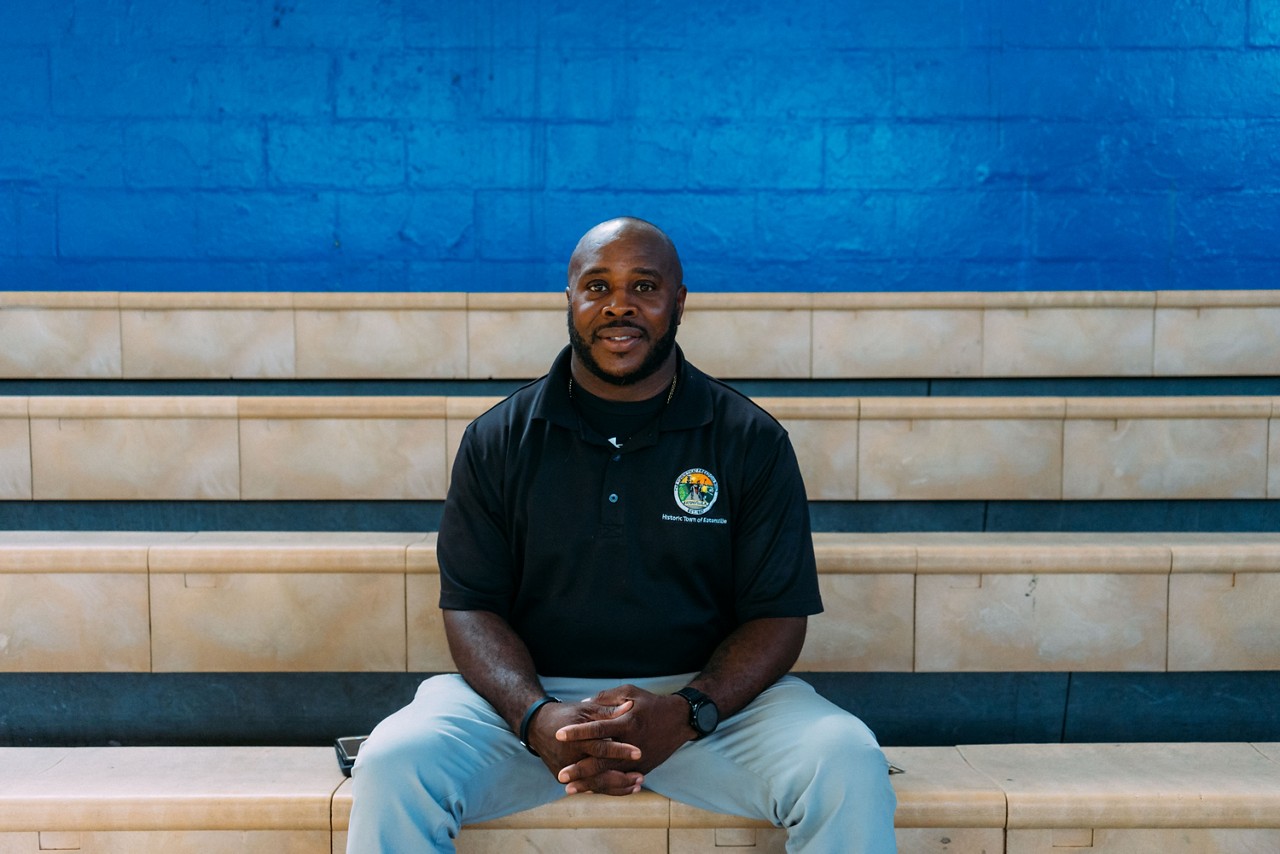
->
[437, 345, 823, 678]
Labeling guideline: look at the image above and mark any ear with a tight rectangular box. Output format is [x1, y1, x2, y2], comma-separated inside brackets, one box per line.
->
[674, 285, 687, 326]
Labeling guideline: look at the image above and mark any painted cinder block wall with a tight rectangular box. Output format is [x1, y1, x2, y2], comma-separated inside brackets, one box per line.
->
[1, 0, 1278, 292]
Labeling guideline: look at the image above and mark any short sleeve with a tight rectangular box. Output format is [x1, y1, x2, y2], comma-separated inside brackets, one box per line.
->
[436, 422, 517, 616]
[729, 429, 823, 622]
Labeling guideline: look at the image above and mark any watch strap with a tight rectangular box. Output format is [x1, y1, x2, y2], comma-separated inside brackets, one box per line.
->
[675, 686, 710, 706]
[674, 686, 718, 738]
[518, 695, 560, 756]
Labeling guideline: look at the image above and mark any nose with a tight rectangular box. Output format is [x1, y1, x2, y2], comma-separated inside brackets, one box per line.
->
[602, 290, 638, 317]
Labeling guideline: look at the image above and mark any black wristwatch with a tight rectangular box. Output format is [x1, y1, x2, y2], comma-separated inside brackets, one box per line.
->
[674, 686, 720, 739]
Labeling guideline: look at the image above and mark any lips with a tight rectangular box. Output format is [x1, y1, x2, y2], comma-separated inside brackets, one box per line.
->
[594, 324, 646, 352]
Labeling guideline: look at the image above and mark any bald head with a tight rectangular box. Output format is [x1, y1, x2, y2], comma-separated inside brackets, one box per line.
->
[563, 216, 687, 399]
[567, 217, 683, 286]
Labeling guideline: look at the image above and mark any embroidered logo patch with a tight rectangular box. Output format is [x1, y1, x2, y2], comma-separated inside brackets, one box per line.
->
[674, 468, 719, 516]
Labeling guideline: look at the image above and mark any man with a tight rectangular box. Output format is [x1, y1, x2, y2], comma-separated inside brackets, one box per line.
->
[347, 217, 897, 852]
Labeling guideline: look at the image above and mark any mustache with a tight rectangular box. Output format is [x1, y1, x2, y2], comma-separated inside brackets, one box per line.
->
[594, 321, 645, 335]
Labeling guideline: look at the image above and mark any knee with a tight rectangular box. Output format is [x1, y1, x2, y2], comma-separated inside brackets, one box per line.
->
[352, 675, 469, 794]
[810, 711, 881, 754]
[353, 714, 458, 799]
[801, 713, 892, 790]
[351, 728, 417, 795]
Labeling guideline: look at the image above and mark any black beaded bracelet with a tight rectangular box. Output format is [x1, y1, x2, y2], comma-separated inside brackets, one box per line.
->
[518, 695, 560, 756]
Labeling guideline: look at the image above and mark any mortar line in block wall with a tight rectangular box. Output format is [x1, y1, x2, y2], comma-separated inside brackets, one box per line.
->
[1147, 305, 1158, 377]
[26, 399, 35, 501]
[1058, 418, 1067, 502]
[1268, 412, 1276, 500]
[807, 305, 815, 380]
[290, 299, 301, 381]
[115, 299, 126, 380]
[145, 541, 156, 674]
[402, 556, 411, 674]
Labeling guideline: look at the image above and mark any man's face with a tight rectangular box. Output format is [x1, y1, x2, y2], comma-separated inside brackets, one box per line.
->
[566, 228, 687, 391]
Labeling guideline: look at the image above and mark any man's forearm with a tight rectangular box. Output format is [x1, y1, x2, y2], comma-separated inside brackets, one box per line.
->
[443, 608, 548, 734]
[687, 616, 808, 717]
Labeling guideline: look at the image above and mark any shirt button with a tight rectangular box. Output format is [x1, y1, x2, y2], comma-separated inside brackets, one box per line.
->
[608, 493, 619, 503]
[612, 454, 621, 462]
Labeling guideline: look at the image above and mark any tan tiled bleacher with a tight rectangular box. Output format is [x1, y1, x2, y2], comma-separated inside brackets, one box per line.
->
[2, 290, 1279, 853]
[961, 743, 1280, 854]
[1, 743, 1277, 853]
[0, 746, 339, 853]
[4, 531, 1279, 676]
[329, 744, 1013, 854]
[2, 395, 1277, 502]
[3, 290, 1280, 380]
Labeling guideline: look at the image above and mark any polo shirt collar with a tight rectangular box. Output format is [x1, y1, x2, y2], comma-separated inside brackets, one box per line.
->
[533, 344, 713, 434]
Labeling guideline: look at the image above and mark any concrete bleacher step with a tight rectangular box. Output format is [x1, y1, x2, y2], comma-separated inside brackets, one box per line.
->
[958, 742, 1280, 854]
[2, 394, 1276, 502]
[3, 531, 1278, 676]
[3, 290, 1279, 380]
[1, 743, 1276, 854]
[0, 746, 338, 853]
[331, 744, 1009, 853]
[4, 287, 1277, 852]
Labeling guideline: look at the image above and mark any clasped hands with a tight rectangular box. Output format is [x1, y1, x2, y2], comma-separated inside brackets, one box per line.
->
[524, 685, 694, 797]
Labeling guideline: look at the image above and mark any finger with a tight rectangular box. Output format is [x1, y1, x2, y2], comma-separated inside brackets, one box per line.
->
[565, 772, 644, 797]
[578, 698, 634, 719]
[556, 719, 621, 742]
[557, 740, 640, 772]
[584, 687, 642, 708]
[579, 738, 641, 761]
[599, 698, 634, 718]
[558, 756, 632, 784]
[557, 757, 602, 784]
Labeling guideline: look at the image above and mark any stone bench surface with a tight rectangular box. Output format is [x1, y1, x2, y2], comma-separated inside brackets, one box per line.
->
[326, 746, 1008, 833]
[5, 530, 1280, 575]
[958, 743, 1280, 830]
[0, 747, 340, 832]
[1, 744, 1276, 836]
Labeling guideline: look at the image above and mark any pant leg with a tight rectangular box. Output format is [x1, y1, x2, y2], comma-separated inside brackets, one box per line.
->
[345, 672, 698, 853]
[642, 675, 898, 854]
[345, 673, 565, 854]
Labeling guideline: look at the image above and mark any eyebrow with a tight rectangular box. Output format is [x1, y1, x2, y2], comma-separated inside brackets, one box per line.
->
[580, 266, 664, 279]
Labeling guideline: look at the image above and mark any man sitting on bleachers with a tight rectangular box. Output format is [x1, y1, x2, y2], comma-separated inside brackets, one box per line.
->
[346, 217, 898, 853]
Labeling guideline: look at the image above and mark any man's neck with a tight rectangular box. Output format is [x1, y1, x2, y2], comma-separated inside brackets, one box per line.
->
[567, 353, 678, 402]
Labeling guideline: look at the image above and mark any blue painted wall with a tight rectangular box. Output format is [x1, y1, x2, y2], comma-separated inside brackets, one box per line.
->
[2, 1, 1278, 292]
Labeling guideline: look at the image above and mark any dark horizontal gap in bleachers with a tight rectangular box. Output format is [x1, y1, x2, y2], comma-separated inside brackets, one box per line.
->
[0, 671, 1274, 749]
[0, 501, 445, 532]
[812, 500, 1280, 533]
[4, 500, 1279, 533]
[0, 378, 531, 397]
[2, 376, 1279, 397]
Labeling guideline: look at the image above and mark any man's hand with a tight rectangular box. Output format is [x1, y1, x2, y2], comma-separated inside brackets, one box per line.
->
[443, 610, 646, 795]
[524, 696, 646, 796]
[554, 685, 695, 795]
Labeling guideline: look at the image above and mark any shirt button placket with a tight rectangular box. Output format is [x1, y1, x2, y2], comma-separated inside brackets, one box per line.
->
[602, 452, 624, 528]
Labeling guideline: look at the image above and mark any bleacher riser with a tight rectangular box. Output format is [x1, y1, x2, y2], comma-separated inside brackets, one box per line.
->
[3, 290, 1279, 381]
[1, 395, 1277, 502]
[3, 532, 1278, 677]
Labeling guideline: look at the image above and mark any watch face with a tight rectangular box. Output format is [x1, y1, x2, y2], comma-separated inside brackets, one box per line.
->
[694, 701, 719, 734]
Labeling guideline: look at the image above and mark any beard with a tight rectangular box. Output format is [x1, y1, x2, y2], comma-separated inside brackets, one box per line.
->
[567, 308, 680, 387]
